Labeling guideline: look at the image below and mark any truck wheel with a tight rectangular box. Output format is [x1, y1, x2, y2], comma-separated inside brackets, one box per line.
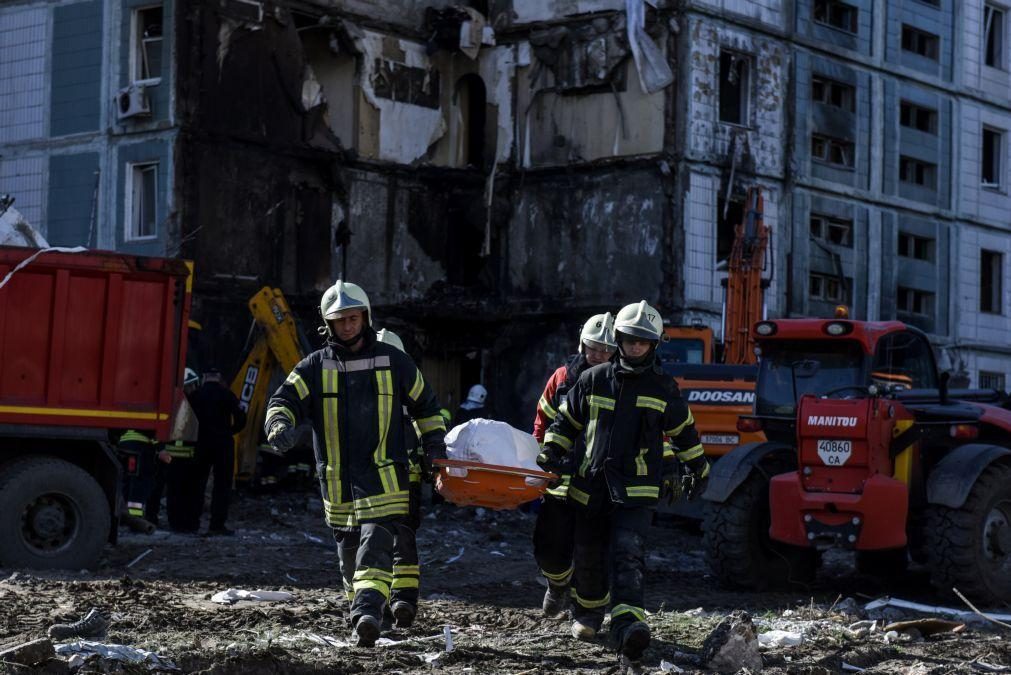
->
[926, 462, 1011, 604]
[0, 457, 110, 570]
[703, 472, 817, 589]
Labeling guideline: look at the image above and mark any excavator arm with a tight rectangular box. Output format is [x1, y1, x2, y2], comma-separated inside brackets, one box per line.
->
[230, 288, 306, 481]
[723, 187, 770, 366]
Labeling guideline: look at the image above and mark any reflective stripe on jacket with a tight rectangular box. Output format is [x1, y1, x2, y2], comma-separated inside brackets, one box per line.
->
[265, 340, 445, 528]
[543, 359, 704, 508]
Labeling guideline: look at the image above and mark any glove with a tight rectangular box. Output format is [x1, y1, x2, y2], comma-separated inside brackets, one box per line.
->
[421, 440, 447, 482]
[266, 420, 298, 453]
[660, 470, 681, 504]
[536, 446, 566, 476]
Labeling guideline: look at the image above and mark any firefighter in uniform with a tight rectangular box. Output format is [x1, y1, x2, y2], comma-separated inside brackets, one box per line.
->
[146, 368, 200, 527]
[119, 430, 170, 528]
[265, 282, 447, 647]
[539, 301, 710, 662]
[531, 313, 616, 617]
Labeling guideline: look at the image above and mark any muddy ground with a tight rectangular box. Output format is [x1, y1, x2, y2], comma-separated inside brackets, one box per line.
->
[1, 488, 1008, 674]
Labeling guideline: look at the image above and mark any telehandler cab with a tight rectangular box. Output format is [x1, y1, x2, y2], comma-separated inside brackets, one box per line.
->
[702, 317, 1011, 604]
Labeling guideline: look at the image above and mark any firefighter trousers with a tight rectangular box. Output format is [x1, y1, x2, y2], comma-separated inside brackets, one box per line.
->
[334, 487, 423, 619]
[571, 505, 651, 639]
[533, 495, 576, 590]
[333, 519, 401, 625]
[119, 440, 157, 519]
[391, 483, 422, 609]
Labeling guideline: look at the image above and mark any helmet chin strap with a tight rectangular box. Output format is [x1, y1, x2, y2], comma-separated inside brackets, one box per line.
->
[616, 337, 657, 371]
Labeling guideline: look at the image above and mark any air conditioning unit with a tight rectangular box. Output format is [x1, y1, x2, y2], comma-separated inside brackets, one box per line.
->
[116, 84, 151, 121]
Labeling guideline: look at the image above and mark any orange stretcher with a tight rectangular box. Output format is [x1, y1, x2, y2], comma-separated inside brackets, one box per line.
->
[434, 459, 558, 510]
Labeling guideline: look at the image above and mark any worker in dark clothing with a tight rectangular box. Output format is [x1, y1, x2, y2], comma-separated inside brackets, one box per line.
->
[455, 384, 490, 425]
[539, 300, 710, 663]
[531, 312, 616, 618]
[265, 281, 447, 648]
[189, 367, 247, 535]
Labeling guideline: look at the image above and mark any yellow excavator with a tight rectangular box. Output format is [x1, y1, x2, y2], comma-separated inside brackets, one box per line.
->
[229, 287, 309, 483]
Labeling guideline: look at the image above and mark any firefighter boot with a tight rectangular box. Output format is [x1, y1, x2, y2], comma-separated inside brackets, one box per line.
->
[618, 621, 651, 661]
[542, 584, 569, 618]
[48, 608, 109, 640]
[571, 614, 602, 641]
[353, 615, 381, 647]
[392, 600, 417, 629]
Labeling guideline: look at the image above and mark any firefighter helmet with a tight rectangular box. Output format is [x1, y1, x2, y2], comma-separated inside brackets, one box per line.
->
[321, 280, 371, 324]
[376, 328, 405, 352]
[579, 312, 616, 353]
[614, 301, 663, 342]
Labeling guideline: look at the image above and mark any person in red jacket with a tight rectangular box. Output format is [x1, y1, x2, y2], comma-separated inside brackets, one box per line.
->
[531, 312, 616, 618]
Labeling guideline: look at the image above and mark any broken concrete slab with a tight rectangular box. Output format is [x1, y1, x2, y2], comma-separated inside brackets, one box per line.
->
[700, 610, 763, 673]
[0, 638, 56, 666]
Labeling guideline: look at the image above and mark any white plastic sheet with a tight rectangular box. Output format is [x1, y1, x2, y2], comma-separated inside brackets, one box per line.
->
[210, 589, 294, 604]
[445, 419, 541, 471]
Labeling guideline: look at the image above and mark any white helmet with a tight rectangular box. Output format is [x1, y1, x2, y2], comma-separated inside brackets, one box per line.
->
[465, 384, 487, 405]
[376, 328, 405, 352]
[183, 368, 200, 386]
[614, 300, 663, 342]
[579, 312, 616, 353]
[321, 280, 371, 324]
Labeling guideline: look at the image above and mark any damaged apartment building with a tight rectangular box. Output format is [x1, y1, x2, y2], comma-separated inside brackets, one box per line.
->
[0, 0, 1009, 424]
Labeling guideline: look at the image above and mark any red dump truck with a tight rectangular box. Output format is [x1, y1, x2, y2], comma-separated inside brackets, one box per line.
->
[0, 246, 192, 569]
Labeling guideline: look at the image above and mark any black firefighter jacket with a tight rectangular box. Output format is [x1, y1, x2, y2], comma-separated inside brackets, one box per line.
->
[265, 340, 446, 529]
[543, 358, 705, 510]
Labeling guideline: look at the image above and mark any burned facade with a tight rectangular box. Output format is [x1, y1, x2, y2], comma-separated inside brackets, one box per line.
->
[1, 0, 1010, 423]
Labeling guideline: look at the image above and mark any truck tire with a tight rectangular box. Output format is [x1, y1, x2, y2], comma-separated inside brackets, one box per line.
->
[0, 456, 111, 570]
[925, 462, 1011, 604]
[703, 472, 817, 590]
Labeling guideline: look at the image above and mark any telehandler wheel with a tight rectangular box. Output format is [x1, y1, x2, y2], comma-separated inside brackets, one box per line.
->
[0, 457, 110, 570]
[925, 462, 1011, 604]
[703, 472, 817, 590]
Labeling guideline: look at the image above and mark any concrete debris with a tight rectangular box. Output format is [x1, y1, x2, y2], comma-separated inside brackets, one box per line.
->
[529, 13, 628, 90]
[0, 638, 56, 666]
[700, 610, 763, 673]
[210, 589, 295, 604]
[0, 203, 49, 248]
[659, 661, 684, 673]
[834, 597, 863, 617]
[54, 641, 177, 670]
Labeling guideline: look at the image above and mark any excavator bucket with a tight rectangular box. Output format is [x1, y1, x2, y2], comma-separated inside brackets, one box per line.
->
[434, 459, 557, 510]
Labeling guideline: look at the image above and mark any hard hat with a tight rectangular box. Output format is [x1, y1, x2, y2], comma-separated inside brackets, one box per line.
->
[579, 312, 616, 352]
[465, 384, 487, 405]
[614, 300, 663, 342]
[320, 280, 371, 325]
[376, 328, 405, 352]
[183, 368, 199, 386]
